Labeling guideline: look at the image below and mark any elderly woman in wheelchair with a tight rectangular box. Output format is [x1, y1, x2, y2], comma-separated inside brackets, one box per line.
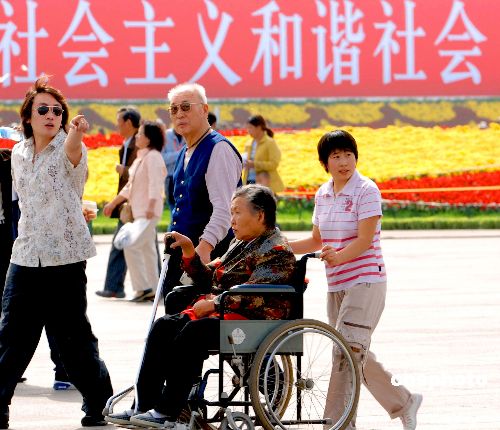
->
[105, 185, 296, 428]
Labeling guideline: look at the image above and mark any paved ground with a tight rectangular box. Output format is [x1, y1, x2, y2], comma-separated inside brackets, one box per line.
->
[8, 230, 500, 430]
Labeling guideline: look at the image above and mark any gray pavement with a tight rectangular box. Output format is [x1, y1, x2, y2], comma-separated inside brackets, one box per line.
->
[9, 230, 500, 429]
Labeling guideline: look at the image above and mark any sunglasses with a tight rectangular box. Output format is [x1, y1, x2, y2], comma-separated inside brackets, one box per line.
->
[168, 102, 203, 116]
[36, 105, 64, 117]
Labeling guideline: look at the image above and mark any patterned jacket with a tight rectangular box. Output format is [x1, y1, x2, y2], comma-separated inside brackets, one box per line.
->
[182, 228, 296, 320]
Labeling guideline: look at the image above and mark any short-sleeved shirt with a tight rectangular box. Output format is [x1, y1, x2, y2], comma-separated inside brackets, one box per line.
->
[313, 170, 386, 292]
[10, 129, 96, 267]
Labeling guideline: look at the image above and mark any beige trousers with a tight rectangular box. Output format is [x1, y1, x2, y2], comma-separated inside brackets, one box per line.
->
[123, 218, 159, 293]
[324, 282, 412, 428]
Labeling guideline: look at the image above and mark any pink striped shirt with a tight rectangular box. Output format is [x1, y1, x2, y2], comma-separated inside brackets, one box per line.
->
[313, 170, 386, 292]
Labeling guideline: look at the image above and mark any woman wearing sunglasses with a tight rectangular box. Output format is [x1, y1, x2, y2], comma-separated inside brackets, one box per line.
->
[0, 76, 113, 429]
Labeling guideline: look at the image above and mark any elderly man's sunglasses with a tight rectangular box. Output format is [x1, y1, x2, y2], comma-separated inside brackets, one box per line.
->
[36, 105, 64, 117]
[168, 102, 203, 116]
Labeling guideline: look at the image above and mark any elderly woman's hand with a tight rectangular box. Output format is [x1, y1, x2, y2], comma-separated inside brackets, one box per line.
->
[192, 295, 216, 318]
[165, 231, 196, 258]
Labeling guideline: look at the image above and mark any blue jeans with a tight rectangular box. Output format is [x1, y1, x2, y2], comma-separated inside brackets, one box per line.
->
[103, 220, 128, 294]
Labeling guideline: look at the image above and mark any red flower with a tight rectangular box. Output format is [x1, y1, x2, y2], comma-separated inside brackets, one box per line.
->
[378, 171, 500, 206]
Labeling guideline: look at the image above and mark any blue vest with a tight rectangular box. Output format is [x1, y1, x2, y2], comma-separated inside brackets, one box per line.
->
[170, 131, 241, 246]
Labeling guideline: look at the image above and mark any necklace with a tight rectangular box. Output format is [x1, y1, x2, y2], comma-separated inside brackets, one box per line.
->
[187, 127, 211, 150]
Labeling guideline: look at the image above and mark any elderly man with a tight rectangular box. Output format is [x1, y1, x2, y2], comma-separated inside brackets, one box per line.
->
[161, 83, 242, 306]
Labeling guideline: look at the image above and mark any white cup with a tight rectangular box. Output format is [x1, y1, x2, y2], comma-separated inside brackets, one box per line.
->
[82, 200, 98, 215]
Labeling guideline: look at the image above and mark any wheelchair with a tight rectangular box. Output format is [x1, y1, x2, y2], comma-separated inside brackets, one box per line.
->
[104, 252, 360, 430]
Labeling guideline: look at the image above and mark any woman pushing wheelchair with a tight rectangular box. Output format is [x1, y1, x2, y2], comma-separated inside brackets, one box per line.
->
[106, 184, 296, 428]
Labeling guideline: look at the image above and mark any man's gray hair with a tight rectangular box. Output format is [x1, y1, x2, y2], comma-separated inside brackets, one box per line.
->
[167, 82, 207, 104]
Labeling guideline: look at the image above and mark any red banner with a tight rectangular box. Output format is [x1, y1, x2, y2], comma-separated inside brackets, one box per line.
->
[0, 0, 498, 99]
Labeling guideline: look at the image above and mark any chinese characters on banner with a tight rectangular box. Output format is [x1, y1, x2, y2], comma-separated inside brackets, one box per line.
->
[0, 0, 497, 99]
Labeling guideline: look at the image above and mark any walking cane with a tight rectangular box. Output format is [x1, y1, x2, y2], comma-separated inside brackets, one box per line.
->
[103, 235, 178, 416]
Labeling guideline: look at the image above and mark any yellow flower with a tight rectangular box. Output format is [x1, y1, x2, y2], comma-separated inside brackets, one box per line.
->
[84, 125, 500, 200]
[389, 101, 456, 122]
[83, 147, 119, 204]
[323, 102, 385, 124]
[464, 101, 500, 121]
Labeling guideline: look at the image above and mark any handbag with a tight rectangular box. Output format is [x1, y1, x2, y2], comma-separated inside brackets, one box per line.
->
[113, 218, 151, 250]
[118, 154, 147, 224]
[119, 202, 134, 224]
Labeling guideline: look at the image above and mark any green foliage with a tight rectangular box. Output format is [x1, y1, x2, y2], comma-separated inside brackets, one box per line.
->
[90, 202, 500, 234]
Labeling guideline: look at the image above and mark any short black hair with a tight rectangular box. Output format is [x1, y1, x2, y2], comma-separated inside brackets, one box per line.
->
[232, 184, 277, 229]
[142, 121, 165, 152]
[207, 112, 217, 127]
[317, 130, 358, 172]
[118, 107, 141, 129]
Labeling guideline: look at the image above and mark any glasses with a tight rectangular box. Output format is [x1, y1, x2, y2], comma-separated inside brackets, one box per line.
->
[168, 102, 203, 116]
[36, 105, 64, 117]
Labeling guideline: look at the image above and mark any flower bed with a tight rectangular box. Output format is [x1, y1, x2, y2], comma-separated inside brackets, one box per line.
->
[2, 125, 492, 209]
[3, 99, 500, 132]
[378, 171, 500, 206]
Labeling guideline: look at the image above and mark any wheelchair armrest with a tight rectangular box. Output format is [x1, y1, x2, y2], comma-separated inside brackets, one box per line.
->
[228, 284, 296, 294]
[172, 284, 194, 292]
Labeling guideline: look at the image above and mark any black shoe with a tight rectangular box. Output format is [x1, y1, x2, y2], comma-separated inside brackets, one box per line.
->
[0, 408, 9, 429]
[129, 289, 155, 302]
[18, 376, 27, 383]
[95, 290, 126, 299]
[81, 414, 108, 427]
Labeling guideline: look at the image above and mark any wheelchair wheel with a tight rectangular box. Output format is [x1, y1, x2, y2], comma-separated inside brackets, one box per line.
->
[198, 352, 293, 422]
[257, 354, 293, 417]
[220, 411, 255, 430]
[249, 319, 360, 430]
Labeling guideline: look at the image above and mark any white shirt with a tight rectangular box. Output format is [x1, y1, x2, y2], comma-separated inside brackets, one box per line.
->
[121, 136, 132, 165]
[10, 129, 96, 267]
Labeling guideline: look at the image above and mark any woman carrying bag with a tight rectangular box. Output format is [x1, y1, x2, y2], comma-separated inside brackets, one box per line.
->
[104, 121, 167, 302]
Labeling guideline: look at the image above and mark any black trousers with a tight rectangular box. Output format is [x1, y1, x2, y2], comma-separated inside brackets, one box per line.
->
[0, 262, 113, 415]
[0, 222, 12, 297]
[161, 232, 233, 311]
[136, 314, 219, 419]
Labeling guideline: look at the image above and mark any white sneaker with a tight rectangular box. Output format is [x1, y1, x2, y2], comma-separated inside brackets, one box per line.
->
[105, 408, 138, 425]
[400, 393, 423, 430]
[130, 410, 189, 429]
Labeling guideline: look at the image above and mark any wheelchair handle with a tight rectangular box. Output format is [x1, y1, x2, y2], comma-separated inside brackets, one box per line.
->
[301, 251, 321, 260]
[163, 234, 182, 257]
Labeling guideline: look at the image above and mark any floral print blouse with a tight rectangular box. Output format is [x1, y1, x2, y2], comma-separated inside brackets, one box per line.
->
[182, 228, 297, 320]
[10, 129, 96, 267]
